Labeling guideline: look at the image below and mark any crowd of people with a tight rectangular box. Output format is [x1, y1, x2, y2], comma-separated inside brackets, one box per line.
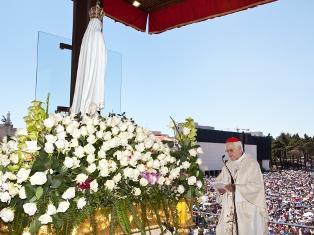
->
[192, 170, 314, 235]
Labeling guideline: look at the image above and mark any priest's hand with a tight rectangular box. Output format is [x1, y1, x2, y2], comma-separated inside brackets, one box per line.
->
[217, 188, 226, 195]
[225, 184, 236, 192]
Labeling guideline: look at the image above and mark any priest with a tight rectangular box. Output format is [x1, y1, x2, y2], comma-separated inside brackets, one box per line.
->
[215, 137, 269, 235]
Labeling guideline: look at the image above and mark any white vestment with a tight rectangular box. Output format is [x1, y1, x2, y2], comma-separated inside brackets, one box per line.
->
[215, 154, 269, 235]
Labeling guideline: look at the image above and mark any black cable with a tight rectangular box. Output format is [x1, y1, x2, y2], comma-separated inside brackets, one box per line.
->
[222, 155, 239, 235]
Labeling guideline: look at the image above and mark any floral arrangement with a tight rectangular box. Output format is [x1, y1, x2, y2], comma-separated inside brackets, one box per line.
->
[0, 100, 204, 235]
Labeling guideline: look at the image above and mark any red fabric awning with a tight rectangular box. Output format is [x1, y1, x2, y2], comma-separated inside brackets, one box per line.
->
[103, 0, 276, 34]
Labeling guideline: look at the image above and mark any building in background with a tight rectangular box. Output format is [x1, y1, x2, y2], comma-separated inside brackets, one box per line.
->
[0, 112, 17, 141]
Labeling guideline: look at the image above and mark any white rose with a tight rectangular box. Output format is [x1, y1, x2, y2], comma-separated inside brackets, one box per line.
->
[30, 172, 47, 186]
[55, 139, 66, 150]
[45, 135, 57, 143]
[57, 201, 70, 213]
[177, 185, 185, 194]
[196, 147, 203, 154]
[72, 129, 81, 139]
[0, 192, 11, 203]
[9, 154, 19, 164]
[103, 131, 112, 141]
[105, 180, 115, 191]
[182, 161, 191, 169]
[187, 176, 197, 185]
[22, 231, 31, 235]
[139, 178, 149, 187]
[158, 176, 165, 185]
[17, 168, 31, 183]
[113, 173, 122, 183]
[62, 187, 76, 200]
[56, 125, 65, 133]
[137, 164, 146, 173]
[47, 204, 57, 216]
[152, 160, 160, 169]
[74, 146, 85, 158]
[87, 135, 96, 144]
[25, 141, 40, 153]
[69, 139, 79, 148]
[133, 187, 141, 196]
[57, 131, 66, 140]
[84, 144, 95, 155]
[87, 125, 96, 135]
[16, 128, 27, 136]
[19, 186, 27, 199]
[160, 167, 169, 175]
[38, 214, 52, 225]
[7, 172, 17, 181]
[44, 118, 55, 128]
[196, 180, 203, 189]
[189, 149, 197, 157]
[196, 159, 202, 165]
[75, 174, 88, 184]
[87, 154, 95, 164]
[87, 164, 96, 173]
[111, 127, 119, 135]
[23, 203, 37, 216]
[64, 157, 74, 168]
[0, 208, 14, 222]
[72, 157, 81, 168]
[90, 180, 98, 193]
[182, 127, 191, 135]
[98, 149, 106, 159]
[96, 130, 104, 139]
[77, 197, 87, 209]
[44, 142, 54, 154]
[8, 184, 19, 197]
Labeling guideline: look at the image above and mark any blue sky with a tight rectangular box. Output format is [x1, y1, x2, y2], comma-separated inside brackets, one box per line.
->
[0, 0, 313, 137]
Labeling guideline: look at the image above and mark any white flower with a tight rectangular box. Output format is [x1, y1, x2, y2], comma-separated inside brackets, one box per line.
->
[0, 192, 11, 203]
[23, 203, 37, 216]
[22, 231, 31, 235]
[98, 149, 106, 159]
[188, 149, 197, 157]
[74, 146, 85, 158]
[69, 139, 79, 148]
[196, 147, 203, 154]
[111, 127, 119, 135]
[25, 141, 40, 153]
[177, 185, 185, 194]
[133, 187, 141, 196]
[84, 144, 95, 155]
[44, 142, 54, 154]
[196, 159, 202, 165]
[196, 180, 203, 189]
[16, 128, 28, 136]
[139, 178, 148, 187]
[57, 201, 70, 213]
[64, 157, 74, 168]
[8, 183, 19, 197]
[72, 129, 81, 139]
[17, 168, 31, 183]
[87, 164, 97, 173]
[44, 118, 55, 128]
[9, 153, 19, 164]
[19, 186, 27, 199]
[158, 176, 165, 185]
[160, 167, 169, 175]
[182, 161, 191, 169]
[56, 125, 65, 133]
[77, 197, 86, 209]
[55, 139, 66, 150]
[113, 173, 122, 183]
[105, 180, 115, 191]
[96, 130, 104, 139]
[152, 160, 160, 169]
[47, 204, 57, 216]
[182, 127, 190, 135]
[75, 174, 88, 184]
[90, 179, 98, 193]
[87, 154, 95, 164]
[0, 208, 14, 222]
[62, 187, 76, 200]
[187, 176, 197, 185]
[103, 131, 112, 141]
[45, 135, 57, 143]
[38, 214, 52, 225]
[30, 172, 47, 186]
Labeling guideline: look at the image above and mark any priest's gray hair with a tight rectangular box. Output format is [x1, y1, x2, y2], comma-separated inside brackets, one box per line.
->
[231, 141, 243, 152]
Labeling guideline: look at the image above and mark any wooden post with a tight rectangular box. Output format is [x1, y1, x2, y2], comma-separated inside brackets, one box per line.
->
[70, 0, 98, 107]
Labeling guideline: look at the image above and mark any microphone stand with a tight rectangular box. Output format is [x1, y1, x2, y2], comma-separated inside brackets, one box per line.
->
[222, 155, 239, 235]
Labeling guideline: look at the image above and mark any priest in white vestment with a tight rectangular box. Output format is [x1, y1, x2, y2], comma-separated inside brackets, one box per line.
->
[215, 137, 269, 235]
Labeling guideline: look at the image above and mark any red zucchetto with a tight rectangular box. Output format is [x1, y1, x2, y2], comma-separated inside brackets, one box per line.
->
[226, 137, 240, 143]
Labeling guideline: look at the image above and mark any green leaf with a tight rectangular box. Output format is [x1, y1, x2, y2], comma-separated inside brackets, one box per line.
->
[29, 217, 41, 235]
[25, 184, 35, 199]
[35, 187, 44, 199]
[51, 179, 62, 189]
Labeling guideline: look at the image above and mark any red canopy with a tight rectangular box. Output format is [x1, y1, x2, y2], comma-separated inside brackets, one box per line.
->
[103, 0, 276, 34]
